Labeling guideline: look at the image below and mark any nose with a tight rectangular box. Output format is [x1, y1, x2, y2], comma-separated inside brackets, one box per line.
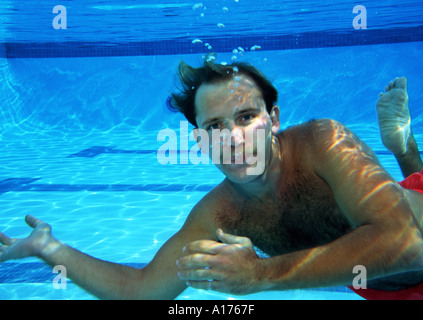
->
[229, 125, 244, 147]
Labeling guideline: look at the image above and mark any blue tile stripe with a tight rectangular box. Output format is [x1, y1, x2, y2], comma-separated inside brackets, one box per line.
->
[0, 178, 42, 195]
[1, 146, 420, 195]
[0, 262, 355, 295]
[0, 179, 216, 195]
[68, 146, 422, 158]
[67, 146, 180, 158]
[3, 26, 423, 58]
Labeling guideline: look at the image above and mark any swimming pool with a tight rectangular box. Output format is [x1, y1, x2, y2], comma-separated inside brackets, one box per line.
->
[0, 0, 422, 300]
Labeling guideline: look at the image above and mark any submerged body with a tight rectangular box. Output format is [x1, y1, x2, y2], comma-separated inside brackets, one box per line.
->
[209, 122, 423, 291]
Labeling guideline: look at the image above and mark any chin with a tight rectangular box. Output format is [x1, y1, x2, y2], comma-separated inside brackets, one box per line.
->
[219, 164, 263, 184]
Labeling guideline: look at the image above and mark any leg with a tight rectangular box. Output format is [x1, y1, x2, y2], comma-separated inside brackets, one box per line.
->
[376, 77, 423, 177]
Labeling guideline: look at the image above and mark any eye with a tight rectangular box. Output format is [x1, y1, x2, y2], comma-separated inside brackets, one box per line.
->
[240, 114, 255, 122]
[207, 123, 221, 131]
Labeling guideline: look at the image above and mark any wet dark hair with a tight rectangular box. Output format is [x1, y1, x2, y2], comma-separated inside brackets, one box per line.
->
[170, 56, 278, 127]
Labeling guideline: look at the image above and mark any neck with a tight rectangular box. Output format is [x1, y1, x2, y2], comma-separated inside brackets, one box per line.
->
[229, 135, 283, 199]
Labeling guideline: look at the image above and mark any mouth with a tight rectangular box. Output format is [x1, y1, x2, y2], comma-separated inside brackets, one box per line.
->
[230, 153, 244, 164]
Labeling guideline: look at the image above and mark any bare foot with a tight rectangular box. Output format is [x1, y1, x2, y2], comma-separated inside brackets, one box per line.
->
[376, 77, 411, 156]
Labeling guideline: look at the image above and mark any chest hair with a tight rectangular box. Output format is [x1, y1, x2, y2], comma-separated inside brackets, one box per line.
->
[215, 170, 353, 256]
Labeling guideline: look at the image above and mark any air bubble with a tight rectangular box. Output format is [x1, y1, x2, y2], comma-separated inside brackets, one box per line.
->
[206, 55, 216, 62]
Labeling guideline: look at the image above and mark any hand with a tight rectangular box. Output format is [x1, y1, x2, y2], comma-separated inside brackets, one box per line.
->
[176, 229, 264, 295]
[0, 215, 58, 262]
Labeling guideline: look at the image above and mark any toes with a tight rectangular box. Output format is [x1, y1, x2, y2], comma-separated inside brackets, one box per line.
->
[395, 77, 407, 90]
[384, 77, 407, 92]
[385, 81, 394, 92]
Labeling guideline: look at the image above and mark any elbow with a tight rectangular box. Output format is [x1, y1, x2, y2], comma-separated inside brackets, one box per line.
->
[398, 229, 423, 272]
[404, 247, 423, 272]
[382, 206, 423, 272]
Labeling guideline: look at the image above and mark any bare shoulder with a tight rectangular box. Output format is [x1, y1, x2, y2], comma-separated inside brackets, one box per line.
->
[180, 181, 233, 239]
[277, 119, 346, 145]
[279, 119, 378, 165]
[281, 118, 358, 141]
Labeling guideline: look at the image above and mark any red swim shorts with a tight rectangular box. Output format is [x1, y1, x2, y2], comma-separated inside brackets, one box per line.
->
[348, 169, 423, 300]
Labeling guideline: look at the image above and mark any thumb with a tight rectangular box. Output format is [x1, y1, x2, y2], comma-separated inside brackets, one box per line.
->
[216, 229, 249, 245]
[24, 215, 46, 229]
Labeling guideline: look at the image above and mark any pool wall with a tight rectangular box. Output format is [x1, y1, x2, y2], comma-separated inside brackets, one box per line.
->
[1, 42, 422, 137]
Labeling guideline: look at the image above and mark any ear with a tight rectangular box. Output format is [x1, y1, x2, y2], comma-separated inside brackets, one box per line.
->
[270, 106, 280, 134]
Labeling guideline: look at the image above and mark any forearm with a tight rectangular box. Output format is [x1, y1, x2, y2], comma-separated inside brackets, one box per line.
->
[257, 224, 423, 291]
[39, 237, 145, 299]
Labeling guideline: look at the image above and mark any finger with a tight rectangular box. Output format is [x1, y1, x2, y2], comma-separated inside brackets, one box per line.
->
[177, 267, 217, 281]
[0, 232, 15, 246]
[177, 253, 215, 269]
[24, 215, 45, 229]
[217, 229, 250, 246]
[183, 240, 226, 255]
[186, 280, 222, 292]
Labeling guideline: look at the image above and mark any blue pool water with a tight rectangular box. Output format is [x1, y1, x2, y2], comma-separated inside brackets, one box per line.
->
[0, 0, 423, 300]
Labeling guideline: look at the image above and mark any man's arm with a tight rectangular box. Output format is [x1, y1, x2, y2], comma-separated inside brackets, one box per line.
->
[259, 120, 423, 290]
[0, 201, 217, 299]
[177, 120, 423, 294]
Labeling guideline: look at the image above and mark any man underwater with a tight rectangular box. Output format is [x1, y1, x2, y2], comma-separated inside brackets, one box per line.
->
[1, 59, 422, 300]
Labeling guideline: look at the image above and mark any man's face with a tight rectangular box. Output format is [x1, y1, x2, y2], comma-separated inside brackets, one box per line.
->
[194, 74, 280, 184]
